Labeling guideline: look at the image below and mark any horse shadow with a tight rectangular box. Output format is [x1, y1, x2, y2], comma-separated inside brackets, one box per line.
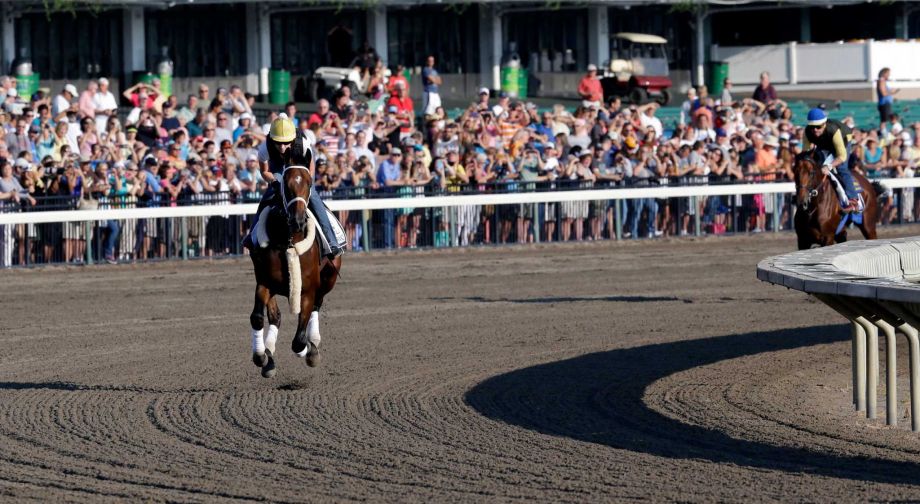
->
[465, 325, 920, 486]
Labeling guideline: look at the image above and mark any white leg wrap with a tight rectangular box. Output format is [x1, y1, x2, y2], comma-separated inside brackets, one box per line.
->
[295, 346, 309, 358]
[265, 325, 278, 354]
[307, 311, 321, 346]
[251, 328, 265, 354]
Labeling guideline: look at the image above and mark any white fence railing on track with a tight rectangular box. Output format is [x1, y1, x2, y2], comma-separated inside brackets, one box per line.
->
[2, 178, 920, 267]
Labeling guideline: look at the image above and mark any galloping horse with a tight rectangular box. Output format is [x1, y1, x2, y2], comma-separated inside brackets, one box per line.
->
[792, 152, 880, 250]
[248, 154, 342, 378]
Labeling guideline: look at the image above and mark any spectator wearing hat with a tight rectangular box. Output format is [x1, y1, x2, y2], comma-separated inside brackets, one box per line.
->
[377, 147, 403, 248]
[578, 64, 603, 109]
[5, 117, 31, 159]
[52, 84, 78, 122]
[387, 82, 414, 139]
[2, 87, 24, 116]
[92, 78, 118, 135]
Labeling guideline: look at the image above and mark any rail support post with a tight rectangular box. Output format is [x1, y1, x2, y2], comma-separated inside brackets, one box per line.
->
[873, 318, 898, 426]
[181, 217, 188, 260]
[813, 294, 867, 411]
[882, 302, 920, 432]
[614, 200, 622, 241]
[693, 196, 701, 236]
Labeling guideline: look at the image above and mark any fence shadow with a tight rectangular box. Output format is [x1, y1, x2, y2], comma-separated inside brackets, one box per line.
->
[432, 295, 684, 304]
[465, 325, 920, 485]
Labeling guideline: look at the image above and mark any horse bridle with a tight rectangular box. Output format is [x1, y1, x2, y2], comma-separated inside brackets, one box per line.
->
[281, 165, 313, 216]
[798, 160, 826, 212]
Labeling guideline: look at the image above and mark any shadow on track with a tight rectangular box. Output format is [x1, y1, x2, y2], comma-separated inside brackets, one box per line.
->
[0, 382, 215, 393]
[466, 325, 920, 485]
[432, 295, 685, 304]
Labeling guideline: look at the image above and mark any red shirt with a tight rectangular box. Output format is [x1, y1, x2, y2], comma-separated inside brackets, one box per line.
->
[130, 93, 157, 110]
[307, 112, 325, 128]
[578, 76, 603, 103]
[387, 96, 414, 133]
[387, 75, 409, 95]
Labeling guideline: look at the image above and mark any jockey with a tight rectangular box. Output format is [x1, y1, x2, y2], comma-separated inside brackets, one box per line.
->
[245, 116, 343, 258]
[803, 107, 860, 213]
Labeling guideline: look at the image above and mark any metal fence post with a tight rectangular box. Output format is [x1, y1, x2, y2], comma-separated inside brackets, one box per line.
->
[614, 199, 622, 240]
[362, 209, 370, 252]
[533, 203, 541, 244]
[693, 196, 701, 237]
[84, 221, 93, 265]
[181, 217, 188, 260]
[772, 193, 780, 233]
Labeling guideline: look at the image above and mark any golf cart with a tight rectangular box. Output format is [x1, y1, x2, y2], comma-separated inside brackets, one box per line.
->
[303, 57, 364, 102]
[600, 32, 673, 105]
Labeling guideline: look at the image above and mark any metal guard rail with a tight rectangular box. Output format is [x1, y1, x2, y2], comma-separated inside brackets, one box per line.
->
[758, 237, 920, 431]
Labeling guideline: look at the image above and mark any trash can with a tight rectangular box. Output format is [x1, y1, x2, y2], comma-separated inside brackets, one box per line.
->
[156, 48, 174, 97]
[269, 69, 290, 105]
[709, 61, 729, 98]
[501, 44, 522, 98]
[518, 68, 529, 98]
[13, 54, 38, 98]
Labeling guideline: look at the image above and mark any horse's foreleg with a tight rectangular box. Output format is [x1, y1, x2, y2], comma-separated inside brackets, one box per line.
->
[292, 291, 315, 356]
[250, 285, 270, 368]
[265, 297, 281, 355]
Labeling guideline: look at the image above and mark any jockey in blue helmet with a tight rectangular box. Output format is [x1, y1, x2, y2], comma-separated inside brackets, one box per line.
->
[803, 107, 860, 212]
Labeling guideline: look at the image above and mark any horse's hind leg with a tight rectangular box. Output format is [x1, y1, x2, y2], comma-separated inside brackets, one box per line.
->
[250, 285, 270, 369]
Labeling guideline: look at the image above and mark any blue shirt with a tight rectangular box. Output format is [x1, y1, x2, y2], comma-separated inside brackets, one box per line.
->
[422, 67, 439, 93]
[377, 159, 401, 192]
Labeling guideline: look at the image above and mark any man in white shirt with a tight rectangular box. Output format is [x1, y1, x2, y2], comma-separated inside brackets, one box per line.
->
[52, 84, 78, 122]
[638, 102, 663, 138]
[93, 78, 118, 135]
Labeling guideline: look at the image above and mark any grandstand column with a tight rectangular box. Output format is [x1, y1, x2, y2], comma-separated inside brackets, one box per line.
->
[122, 7, 146, 82]
[478, 4, 502, 91]
[587, 6, 609, 70]
[246, 3, 270, 98]
[693, 10, 711, 87]
[0, 3, 15, 73]
[367, 6, 388, 66]
[800, 8, 811, 42]
[896, 3, 908, 39]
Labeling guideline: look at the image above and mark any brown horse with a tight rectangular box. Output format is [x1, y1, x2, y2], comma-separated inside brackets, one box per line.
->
[248, 158, 341, 378]
[792, 153, 879, 250]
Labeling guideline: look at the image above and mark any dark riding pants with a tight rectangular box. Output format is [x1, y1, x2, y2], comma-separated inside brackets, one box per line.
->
[816, 147, 860, 200]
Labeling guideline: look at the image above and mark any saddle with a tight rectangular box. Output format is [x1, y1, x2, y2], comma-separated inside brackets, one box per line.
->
[823, 167, 863, 214]
[251, 202, 347, 256]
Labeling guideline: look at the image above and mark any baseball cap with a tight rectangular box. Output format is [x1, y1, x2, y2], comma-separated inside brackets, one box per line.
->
[247, 153, 258, 162]
[388, 105, 398, 113]
[64, 84, 78, 96]
[479, 87, 490, 96]
[240, 112, 253, 121]
[6, 88, 16, 98]
[587, 63, 598, 71]
[391, 147, 402, 155]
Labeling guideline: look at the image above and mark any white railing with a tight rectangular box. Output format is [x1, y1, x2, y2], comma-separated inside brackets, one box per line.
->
[2, 178, 920, 267]
[712, 39, 920, 87]
[759, 237, 920, 432]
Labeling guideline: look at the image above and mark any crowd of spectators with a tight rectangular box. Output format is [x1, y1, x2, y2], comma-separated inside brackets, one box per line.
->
[0, 62, 918, 266]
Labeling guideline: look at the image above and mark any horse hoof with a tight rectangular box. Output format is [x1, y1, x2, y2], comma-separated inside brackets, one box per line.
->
[261, 350, 276, 378]
[252, 351, 268, 368]
[305, 345, 321, 368]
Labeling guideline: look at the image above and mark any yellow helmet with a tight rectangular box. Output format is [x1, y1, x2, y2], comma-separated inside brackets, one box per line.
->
[269, 117, 296, 143]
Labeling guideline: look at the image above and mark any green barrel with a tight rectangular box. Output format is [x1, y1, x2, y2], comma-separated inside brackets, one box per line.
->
[709, 61, 729, 97]
[158, 73, 172, 97]
[517, 68, 528, 98]
[501, 66, 520, 98]
[16, 74, 39, 98]
[269, 69, 291, 105]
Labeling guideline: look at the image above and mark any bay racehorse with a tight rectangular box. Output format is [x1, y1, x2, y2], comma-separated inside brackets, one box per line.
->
[793, 152, 880, 250]
[248, 157, 341, 378]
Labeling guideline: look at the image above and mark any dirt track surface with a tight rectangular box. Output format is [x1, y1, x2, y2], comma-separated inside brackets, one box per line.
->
[5, 230, 920, 502]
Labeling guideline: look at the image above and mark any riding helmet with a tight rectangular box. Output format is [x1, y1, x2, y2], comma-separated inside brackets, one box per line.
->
[269, 117, 296, 143]
[806, 108, 827, 127]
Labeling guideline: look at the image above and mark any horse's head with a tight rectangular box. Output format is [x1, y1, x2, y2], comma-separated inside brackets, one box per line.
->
[281, 162, 313, 235]
[793, 152, 825, 211]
